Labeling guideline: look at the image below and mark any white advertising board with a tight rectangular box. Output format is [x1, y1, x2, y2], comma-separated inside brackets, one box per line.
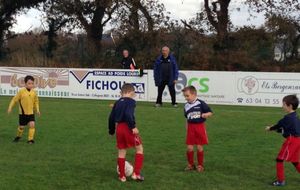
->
[0, 67, 70, 98]
[68, 68, 148, 101]
[147, 70, 236, 105]
[235, 72, 300, 107]
[0, 67, 148, 101]
[1, 67, 300, 107]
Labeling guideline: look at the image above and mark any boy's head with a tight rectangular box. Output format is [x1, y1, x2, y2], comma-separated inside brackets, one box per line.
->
[121, 83, 136, 98]
[24, 75, 35, 90]
[282, 95, 299, 112]
[182, 86, 197, 103]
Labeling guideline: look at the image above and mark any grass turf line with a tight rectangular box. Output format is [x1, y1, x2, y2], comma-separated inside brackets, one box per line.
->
[0, 97, 299, 190]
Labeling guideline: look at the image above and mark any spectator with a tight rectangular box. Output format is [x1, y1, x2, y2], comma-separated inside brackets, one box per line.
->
[154, 46, 179, 107]
[121, 49, 137, 70]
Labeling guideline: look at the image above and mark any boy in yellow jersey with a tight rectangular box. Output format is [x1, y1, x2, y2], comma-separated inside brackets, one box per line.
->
[7, 75, 40, 144]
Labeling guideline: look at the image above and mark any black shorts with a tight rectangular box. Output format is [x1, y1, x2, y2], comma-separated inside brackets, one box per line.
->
[19, 114, 35, 126]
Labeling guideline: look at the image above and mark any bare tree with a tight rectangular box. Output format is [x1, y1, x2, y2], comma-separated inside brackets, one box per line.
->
[41, 0, 70, 58]
[57, 0, 119, 51]
[0, 0, 46, 59]
[204, 0, 231, 43]
[246, 0, 300, 61]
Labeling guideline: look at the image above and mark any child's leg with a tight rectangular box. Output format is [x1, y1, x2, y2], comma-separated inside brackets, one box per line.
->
[197, 145, 204, 167]
[28, 121, 35, 141]
[134, 144, 144, 176]
[118, 149, 127, 178]
[186, 145, 194, 166]
[16, 126, 25, 138]
[276, 159, 285, 182]
[13, 125, 25, 142]
[292, 162, 300, 173]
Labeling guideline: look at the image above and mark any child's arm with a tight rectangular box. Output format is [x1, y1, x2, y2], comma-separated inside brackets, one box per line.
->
[202, 112, 213, 119]
[7, 92, 21, 114]
[265, 118, 285, 132]
[132, 128, 139, 135]
[34, 92, 40, 116]
[265, 126, 272, 131]
[201, 101, 213, 119]
[185, 121, 188, 130]
[125, 102, 137, 134]
[265, 124, 282, 133]
[108, 106, 116, 135]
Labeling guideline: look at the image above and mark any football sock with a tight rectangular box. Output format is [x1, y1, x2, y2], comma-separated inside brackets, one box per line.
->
[134, 153, 144, 176]
[17, 127, 24, 137]
[197, 150, 204, 167]
[186, 151, 194, 166]
[28, 128, 35, 141]
[118, 158, 126, 178]
[276, 161, 285, 182]
[293, 162, 300, 173]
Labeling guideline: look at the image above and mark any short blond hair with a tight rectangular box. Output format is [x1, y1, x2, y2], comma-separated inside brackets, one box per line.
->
[182, 86, 197, 95]
[121, 83, 135, 94]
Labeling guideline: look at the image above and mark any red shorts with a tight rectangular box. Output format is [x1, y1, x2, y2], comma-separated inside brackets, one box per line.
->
[277, 136, 300, 162]
[116, 122, 142, 149]
[186, 122, 208, 145]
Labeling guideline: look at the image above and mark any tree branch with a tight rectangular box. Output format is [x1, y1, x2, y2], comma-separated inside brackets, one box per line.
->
[181, 19, 192, 30]
[204, 0, 218, 31]
[136, 0, 153, 31]
[102, 1, 119, 26]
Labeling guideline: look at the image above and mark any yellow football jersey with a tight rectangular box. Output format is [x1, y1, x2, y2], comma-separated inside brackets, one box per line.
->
[8, 88, 40, 115]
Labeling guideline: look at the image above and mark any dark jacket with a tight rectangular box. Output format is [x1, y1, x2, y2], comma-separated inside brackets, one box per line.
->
[121, 57, 137, 69]
[108, 97, 136, 135]
[270, 112, 300, 138]
[154, 54, 179, 86]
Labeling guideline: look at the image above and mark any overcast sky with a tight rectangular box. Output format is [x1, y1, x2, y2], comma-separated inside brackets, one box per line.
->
[12, 0, 265, 33]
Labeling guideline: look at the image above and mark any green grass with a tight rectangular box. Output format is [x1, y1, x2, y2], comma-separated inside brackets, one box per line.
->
[0, 97, 299, 190]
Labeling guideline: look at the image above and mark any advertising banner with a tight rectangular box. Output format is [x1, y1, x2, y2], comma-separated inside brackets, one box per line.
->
[0, 67, 148, 101]
[235, 72, 300, 107]
[69, 69, 148, 101]
[148, 70, 236, 105]
[1, 67, 300, 107]
[0, 67, 70, 98]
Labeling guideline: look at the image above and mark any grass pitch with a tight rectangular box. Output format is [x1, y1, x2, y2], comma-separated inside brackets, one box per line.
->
[0, 97, 299, 190]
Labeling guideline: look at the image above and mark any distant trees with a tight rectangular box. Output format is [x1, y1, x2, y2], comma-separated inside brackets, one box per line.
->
[55, 0, 118, 51]
[112, 0, 169, 68]
[0, 0, 299, 70]
[266, 15, 300, 62]
[203, 0, 231, 47]
[41, 0, 70, 58]
[245, 0, 300, 63]
[0, 0, 46, 59]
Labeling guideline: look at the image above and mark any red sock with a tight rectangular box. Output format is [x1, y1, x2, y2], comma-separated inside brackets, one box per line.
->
[197, 151, 204, 167]
[293, 162, 300, 173]
[186, 151, 194, 166]
[134, 153, 144, 176]
[118, 158, 126, 178]
[276, 162, 285, 182]
[297, 164, 300, 173]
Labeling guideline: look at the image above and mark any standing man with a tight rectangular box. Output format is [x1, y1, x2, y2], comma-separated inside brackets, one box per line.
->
[121, 49, 137, 70]
[154, 46, 179, 107]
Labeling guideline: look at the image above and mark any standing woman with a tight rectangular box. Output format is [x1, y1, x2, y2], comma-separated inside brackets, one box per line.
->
[121, 49, 137, 70]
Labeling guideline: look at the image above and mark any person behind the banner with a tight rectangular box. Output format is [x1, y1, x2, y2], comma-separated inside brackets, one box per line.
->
[120, 49, 137, 70]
